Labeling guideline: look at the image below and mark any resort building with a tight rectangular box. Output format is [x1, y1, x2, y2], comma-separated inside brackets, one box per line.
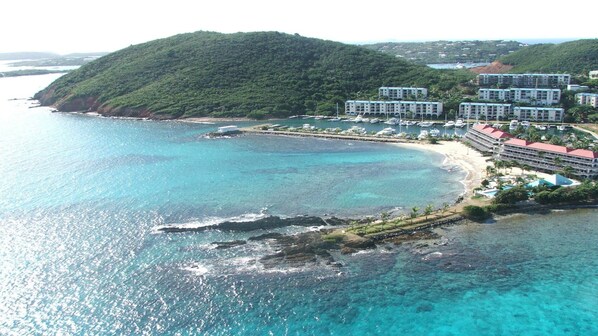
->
[478, 89, 511, 102]
[379, 87, 428, 100]
[567, 84, 590, 91]
[459, 103, 512, 121]
[345, 100, 443, 118]
[478, 88, 561, 105]
[499, 139, 598, 179]
[576, 93, 598, 108]
[477, 73, 571, 88]
[590, 70, 598, 80]
[464, 124, 513, 155]
[512, 107, 564, 122]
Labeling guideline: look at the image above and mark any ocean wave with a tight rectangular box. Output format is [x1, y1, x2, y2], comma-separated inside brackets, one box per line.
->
[181, 262, 209, 276]
[151, 211, 269, 234]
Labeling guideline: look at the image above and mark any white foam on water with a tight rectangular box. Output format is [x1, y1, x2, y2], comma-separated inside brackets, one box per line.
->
[181, 263, 209, 276]
[151, 212, 269, 234]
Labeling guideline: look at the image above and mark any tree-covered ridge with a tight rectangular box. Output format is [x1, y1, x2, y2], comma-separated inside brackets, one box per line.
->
[35, 31, 474, 119]
[362, 40, 524, 64]
[499, 39, 598, 74]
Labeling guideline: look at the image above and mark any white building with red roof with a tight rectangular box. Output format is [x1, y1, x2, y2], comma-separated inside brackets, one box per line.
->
[500, 139, 598, 179]
[464, 124, 514, 155]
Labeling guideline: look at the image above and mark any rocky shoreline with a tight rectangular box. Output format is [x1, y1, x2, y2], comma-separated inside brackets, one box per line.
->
[159, 214, 449, 269]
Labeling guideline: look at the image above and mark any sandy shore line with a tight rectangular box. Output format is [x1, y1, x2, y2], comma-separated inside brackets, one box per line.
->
[391, 141, 490, 199]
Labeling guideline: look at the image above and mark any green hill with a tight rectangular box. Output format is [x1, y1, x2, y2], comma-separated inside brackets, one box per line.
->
[35, 31, 474, 119]
[499, 39, 598, 74]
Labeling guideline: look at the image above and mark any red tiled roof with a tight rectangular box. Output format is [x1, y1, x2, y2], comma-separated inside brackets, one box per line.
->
[473, 124, 514, 140]
[504, 139, 598, 159]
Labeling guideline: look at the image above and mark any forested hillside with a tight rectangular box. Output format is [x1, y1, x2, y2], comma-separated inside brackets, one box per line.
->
[499, 39, 598, 74]
[35, 31, 474, 119]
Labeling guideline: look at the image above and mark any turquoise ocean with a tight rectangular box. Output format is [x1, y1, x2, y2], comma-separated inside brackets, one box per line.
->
[1, 74, 597, 335]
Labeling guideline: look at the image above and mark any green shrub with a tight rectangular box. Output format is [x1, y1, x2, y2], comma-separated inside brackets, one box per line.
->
[462, 205, 491, 221]
[492, 186, 529, 204]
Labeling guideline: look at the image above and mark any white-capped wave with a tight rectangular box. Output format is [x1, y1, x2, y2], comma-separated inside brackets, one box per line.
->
[181, 263, 209, 276]
[151, 211, 269, 233]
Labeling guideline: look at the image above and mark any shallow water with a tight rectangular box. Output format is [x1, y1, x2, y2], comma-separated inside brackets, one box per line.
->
[1, 74, 597, 335]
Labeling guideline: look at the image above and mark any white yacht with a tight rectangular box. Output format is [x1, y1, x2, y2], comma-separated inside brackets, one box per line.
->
[384, 117, 399, 125]
[455, 119, 465, 128]
[376, 127, 396, 136]
[520, 121, 531, 128]
[352, 115, 364, 123]
[429, 128, 441, 137]
[369, 118, 380, 124]
[509, 120, 519, 131]
[418, 130, 429, 139]
[443, 120, 455, 128]
[419, 121, 434, 127]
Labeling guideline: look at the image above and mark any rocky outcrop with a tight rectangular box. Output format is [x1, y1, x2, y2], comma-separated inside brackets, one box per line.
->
[211, 240, 247, 249]
[157, 215, 347, 233]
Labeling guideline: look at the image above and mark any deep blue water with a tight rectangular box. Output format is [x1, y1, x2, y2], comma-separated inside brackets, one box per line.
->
[1, 74, 597, 335]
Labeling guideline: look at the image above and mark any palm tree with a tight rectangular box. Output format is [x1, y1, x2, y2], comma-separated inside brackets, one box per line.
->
[554, 156, 563, 171]
[486, 165, 496, 177]
[424, 204, 434, 219]
[560, 165, 575, 178]
[410, 206, 420, 223]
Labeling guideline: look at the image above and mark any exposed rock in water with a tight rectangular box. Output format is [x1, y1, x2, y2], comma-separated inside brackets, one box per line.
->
[248, 232, 285, 241]
[211, 240, 247, 249]
[157, 215, 348, 233]
[259, 230, 375, 269]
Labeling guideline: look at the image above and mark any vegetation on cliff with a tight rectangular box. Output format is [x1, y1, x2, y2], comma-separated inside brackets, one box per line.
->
[499, 39, 598, 75]
[35, 31, 474, 119]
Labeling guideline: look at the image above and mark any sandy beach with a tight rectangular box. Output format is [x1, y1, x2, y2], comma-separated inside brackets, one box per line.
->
[392, 141, 490, 199]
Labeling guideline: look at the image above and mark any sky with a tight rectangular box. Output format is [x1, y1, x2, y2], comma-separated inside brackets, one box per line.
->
[2, 0, 596, 54]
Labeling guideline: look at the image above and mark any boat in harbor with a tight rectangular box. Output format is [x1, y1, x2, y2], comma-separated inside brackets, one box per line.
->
[443, 120, 455, 128]
[520, 121, 531, 128]
[429, 128, 441, 137]
[376, 127, 396, 136]
[419, 121, 434, 127]
[352, 115, 364, 123]
[418, 130, 429, 139]
[384, 117, 399, 125]
[455, 119, 465, 128]
[370, 118, 380, 124]
[509, 120, 519, 131]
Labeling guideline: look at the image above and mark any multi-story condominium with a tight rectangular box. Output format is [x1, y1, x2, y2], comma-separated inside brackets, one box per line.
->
[464, 124, 513, 155]
[478, 88, 561, 105]
[345, 100, 443, 118]
[477, 73, 571, 88]
[513, 106, 564, 122]
[478, 89, 511, 101]
[500, 139, 598, 179]
[511, 88, 561, 105]
[576, 93, 598, 108]
[379, 87, 428, 100]
[459, 103, 512, 121]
